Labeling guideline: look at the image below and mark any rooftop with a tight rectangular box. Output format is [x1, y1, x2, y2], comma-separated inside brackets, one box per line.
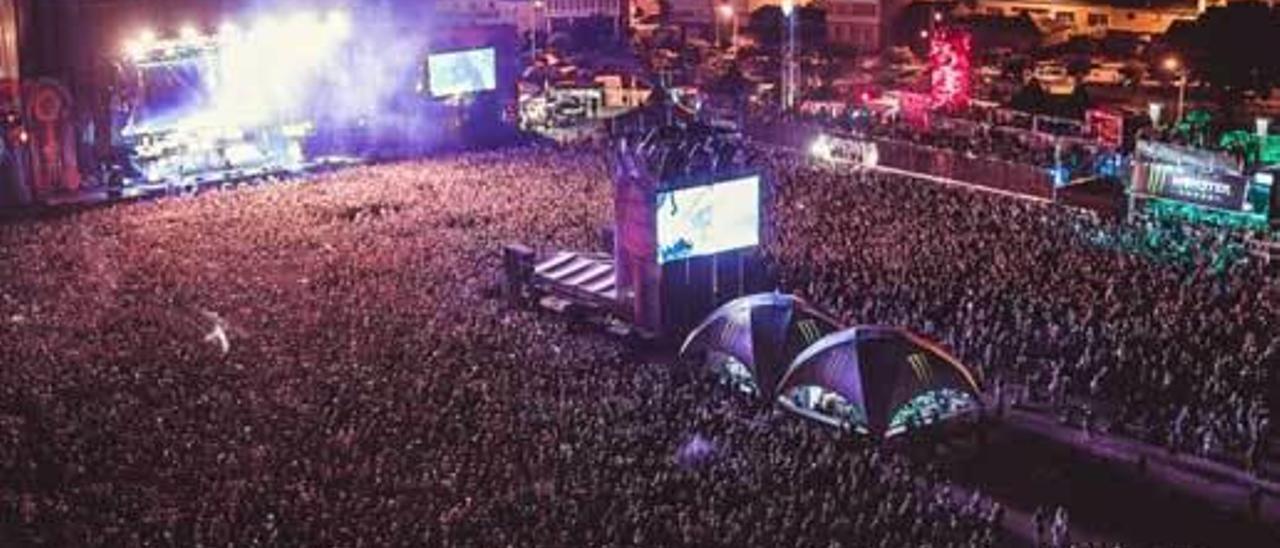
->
[975, 0, 1199, 11]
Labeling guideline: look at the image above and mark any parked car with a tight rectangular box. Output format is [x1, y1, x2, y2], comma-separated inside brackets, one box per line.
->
[1032, 63, 1076, 94]
[1083, 64, 1126, 86]
[1032, 63, 1069, 82]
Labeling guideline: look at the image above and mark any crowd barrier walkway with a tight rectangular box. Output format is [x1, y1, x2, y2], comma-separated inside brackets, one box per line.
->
[999, 404, 1280, 524]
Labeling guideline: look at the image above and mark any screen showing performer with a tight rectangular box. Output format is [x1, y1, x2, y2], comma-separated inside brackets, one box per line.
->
[426, 47, 497, 98]
[655, 175, 760, 264]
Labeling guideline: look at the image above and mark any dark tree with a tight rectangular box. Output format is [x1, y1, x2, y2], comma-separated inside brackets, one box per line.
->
[746, 5, 826, 51]
[747, 6, 785, 49]
[560, 15, 622, 53]
[960, 14, 1042, 54]
[1009, 79, 1048, 113]
[890, 2, 937, 50]
[708, 62, 752, 100]
[1002, 55, 1032, 82]
[1165, 3, 1280, 99]
[1065, 55, 1092, 80]
[1063, 84, 1091, 119]
[658, 0, 673, 24]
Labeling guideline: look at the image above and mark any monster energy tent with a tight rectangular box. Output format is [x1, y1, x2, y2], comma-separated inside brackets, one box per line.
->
[679, 293, 842, 399]
[777, 326, 982, 437]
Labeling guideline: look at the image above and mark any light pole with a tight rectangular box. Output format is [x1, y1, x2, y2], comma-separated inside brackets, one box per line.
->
[717, 4, 735, 50]
[782, 0, 797, 111]
[1163, 56, 1187, 126]
[532, 0, 544, 59]
[731, 7, 739, 51]
[714, 4, 722, 47]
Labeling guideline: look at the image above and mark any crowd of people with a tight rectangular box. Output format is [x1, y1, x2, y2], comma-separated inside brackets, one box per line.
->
[758, 146, 1275, 475]
[1, 134, 1273, 545]
[0, 145, 1011, 546]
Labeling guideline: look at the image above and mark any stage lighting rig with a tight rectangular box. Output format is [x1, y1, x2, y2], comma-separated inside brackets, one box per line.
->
[111, 10, 353, 188]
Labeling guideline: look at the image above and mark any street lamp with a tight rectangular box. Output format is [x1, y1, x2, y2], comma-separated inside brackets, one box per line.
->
[782, 0, 798, 110]
[717, 4, 736, 50]
[532, 0, 545, 59]
[1163, 56, 1188, 126]
[179, 24, 199, 42]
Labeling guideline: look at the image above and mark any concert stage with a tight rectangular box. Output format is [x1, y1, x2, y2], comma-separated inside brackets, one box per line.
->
[2, 4, 520, 208]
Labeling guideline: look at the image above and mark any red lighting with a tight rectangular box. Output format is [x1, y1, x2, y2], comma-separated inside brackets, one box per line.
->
[928, 28, 971, 111]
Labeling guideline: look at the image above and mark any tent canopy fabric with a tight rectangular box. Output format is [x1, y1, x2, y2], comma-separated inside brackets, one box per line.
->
[778, 325, 982, 437]
[680, 293, 841, 398]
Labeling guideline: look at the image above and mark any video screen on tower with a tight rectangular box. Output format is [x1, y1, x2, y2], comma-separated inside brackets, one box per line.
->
[656, 175, 761, 264]
[425, 47, 497, 98]
[127, 57, 219, 134]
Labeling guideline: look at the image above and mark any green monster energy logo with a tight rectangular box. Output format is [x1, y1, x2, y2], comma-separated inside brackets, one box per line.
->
[1144, 164, 1237, 208]
[796, 319, 822, 345]
[1146, 165, 1167, 195]
[908, 353, 933, 385]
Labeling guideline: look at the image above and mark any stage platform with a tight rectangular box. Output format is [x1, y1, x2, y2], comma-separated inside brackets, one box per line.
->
[532, 251, 618, 309]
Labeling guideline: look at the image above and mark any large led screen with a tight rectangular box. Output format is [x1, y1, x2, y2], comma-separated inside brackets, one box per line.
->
[426, 47, 497, 98]
[656, 175, 760, 264]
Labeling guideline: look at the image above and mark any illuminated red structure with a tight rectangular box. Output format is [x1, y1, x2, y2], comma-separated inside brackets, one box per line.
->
[928, 28, 971, 111]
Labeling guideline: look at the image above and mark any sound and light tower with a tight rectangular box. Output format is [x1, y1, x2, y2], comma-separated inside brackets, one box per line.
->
[531, 0, 546, 59]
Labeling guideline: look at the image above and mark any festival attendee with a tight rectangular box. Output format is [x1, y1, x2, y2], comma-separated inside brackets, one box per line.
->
[0, 145, 1005, 547]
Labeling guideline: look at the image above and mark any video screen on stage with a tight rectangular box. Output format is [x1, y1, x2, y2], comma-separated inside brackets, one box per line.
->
[656, 175, 761, 264]
[426, 47, 497, 98]
[131, 57, 219, 133]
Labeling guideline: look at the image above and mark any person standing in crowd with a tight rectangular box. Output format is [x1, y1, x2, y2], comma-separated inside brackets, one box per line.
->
[1050, 507, 1070, 548]
[1033, 506, 1049, 547]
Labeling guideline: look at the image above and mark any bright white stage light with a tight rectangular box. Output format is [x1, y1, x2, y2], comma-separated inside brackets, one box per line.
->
[809, 135, 833, 161]
[150, 6, 354, 150]
[255, 16, 279, 36]
[124, 39, 144, 59]
[327, 10, 351, 39]
[180, 24, 199, 42]
[288, 12, 321, 36]
[138, 29, 157, 45]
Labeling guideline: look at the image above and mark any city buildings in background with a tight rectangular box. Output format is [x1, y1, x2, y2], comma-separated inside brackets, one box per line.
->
[661, 0, 811, 28]
[827, 0, 892, 51]
[436, 0, 629, 37]
[954, 0, 1201, 39]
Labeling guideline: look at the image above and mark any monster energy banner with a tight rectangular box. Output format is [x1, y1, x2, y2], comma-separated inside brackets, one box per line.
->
[1132, 161, 1249, 211]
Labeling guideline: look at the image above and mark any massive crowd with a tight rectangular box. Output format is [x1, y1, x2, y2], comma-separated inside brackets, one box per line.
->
[759, 146, 1275, 474]
[1, 136, 1273, 546]
[0, 146, 1007, 546]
